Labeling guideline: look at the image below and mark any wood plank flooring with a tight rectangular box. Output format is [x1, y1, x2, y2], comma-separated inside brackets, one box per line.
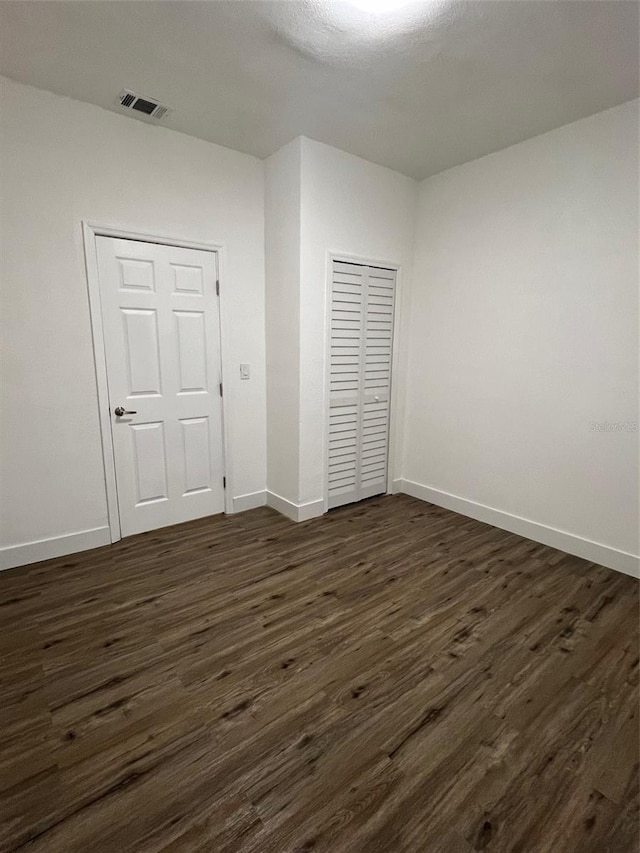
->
[0, 494, 638, 852]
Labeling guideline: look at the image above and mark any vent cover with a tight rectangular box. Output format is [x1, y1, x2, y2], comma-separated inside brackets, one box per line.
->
[117, 89, 171, 121]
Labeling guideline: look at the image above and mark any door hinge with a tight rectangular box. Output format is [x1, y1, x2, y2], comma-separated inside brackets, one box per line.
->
[223, 476, 226, 489]
[219, 382, 223, 397]
[216, 279, 220, 297]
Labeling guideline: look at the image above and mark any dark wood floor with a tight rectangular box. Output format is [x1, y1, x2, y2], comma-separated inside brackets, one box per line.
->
[0, 495, 638, 853]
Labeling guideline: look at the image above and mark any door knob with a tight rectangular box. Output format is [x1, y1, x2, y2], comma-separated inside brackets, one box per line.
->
[114, 406, 137, 417]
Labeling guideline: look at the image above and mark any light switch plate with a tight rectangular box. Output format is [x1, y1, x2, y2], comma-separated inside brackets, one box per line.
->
[240, 363, 250, 380]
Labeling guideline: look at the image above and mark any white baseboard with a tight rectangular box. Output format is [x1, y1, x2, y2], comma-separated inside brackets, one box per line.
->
[297, 499, 325, 522]
[398, 479, 639, 580]
[266, 491, 325, 523]
[0, 526, 112, 572]
[231, 490, 267, 513]
[266, 490, 298, 520]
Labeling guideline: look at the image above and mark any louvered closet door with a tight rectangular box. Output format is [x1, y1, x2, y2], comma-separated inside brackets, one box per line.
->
[328, 261, 396, 509]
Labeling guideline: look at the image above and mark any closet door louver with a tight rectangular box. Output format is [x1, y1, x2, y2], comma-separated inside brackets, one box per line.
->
[328, 261, 395, 509]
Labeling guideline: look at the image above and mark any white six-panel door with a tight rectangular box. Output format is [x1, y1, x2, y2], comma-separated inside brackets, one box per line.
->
[328, 261, 396, 509]
[96, 237, 225, 537]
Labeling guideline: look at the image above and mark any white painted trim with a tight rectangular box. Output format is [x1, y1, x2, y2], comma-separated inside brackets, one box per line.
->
[82, 221, 234, 545]
[296, 498, 325, 522]
[398, 478, 640, 579]
[83, 222, 224, 253]
[267, 490, 298, 521]
[390, 478, 404, 494]
[322, 252, 403, 513]
[267, 491, 324, 523]
[0, 527, 111, 572]
[386, 264, 404, 496]
[232, 490, 267, 513]
[214, 243, 235, 518]
[82, 222, 122, 542]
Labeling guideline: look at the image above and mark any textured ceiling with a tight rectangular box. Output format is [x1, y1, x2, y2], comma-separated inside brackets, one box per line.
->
[0, 0, 638, 179]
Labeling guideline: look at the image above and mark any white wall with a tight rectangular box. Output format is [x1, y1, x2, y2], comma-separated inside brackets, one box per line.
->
[403, 100, 639, 574]
[0, 77, 266, 562]
[299, 137, 418, 508]
[263, 136, 417, 518]
[265, 138, 302, 507]
[2, 76, 637, 578]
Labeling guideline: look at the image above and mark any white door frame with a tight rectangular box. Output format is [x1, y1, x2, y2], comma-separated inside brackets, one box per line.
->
[322, 251, 404, 514]
[82, 221, 233, 543]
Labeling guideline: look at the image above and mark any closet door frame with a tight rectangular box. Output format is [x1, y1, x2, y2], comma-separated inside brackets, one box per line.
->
[322, 251, 404, 513]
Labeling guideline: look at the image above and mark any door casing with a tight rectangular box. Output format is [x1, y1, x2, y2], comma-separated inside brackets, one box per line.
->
[83, 221, 233, 543]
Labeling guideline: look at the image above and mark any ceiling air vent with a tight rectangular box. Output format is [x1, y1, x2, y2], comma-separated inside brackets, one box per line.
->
[117, 89, 171, 121]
